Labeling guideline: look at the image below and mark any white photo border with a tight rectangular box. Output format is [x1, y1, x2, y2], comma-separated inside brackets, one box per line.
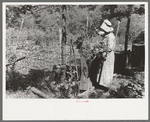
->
[3, 2, 149, 120]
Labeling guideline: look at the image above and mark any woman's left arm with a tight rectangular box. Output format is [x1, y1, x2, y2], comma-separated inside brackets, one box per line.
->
[107, 33, 116, 51]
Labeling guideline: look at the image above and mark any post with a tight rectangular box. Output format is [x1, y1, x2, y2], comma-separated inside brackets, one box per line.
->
[17, 18, 24, 41]
[59, 28, 63, 64]
[87, 16, 89, 35]
[116, 20, 121, 38]
[70, 40, 72, 75]
[125, 5, 132, 52]
[124, 16, 131, 52]
[124, 16, 131, 68]
[71, 39, 79, 80]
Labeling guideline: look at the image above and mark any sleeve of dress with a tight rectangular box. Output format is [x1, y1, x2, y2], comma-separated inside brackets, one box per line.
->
[107, 33, 116, 50]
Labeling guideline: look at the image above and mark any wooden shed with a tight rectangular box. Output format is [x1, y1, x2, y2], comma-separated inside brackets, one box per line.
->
[131, 44, 145, 71]
[131, 31, 145, 71]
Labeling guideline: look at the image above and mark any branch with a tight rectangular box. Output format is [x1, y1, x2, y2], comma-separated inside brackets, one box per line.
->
[30, 87, 49, 98]
[6, 56, 26, 67]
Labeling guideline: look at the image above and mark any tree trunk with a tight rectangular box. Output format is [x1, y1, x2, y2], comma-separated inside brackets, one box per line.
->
[61, 5, 67, 65]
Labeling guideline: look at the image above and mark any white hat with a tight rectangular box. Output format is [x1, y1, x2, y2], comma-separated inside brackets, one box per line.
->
[100, 19, 114, 33]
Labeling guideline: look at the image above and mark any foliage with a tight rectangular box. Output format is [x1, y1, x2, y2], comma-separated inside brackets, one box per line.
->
[100, 5, 145, 45]
[6, 4, 145, 45]
[101, 5, 145, 20]
[132, 31, 144, 44]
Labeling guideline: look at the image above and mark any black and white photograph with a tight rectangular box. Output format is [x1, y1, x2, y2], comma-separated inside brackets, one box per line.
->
[3, 2, 148, 120]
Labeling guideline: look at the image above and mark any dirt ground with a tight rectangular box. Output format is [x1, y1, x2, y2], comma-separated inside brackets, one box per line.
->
[5, 70, 145, 99]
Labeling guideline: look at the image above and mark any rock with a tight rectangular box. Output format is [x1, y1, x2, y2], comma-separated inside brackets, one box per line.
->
[101, 91, 110, 98]
[138, 87, 143, 91]
[134, 91, 138, 96]
[137, 84, 141, 87]
[127, 86, 132, 89]
[87, 91, 97, 98]
[136, 90, 142, 96]
[128, 83, 132, 87]
[51, 81, 56, 85]
[133, 87, 136, 91]
[77, 92, 88, 98]
[137, 95, 142, 98]
[142, 92, 145, 96]
[95, 89, 104, 98]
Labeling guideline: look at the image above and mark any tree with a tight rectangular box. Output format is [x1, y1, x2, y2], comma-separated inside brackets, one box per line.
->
[101, 4, 145, 51]
[6, 5, 37, 28]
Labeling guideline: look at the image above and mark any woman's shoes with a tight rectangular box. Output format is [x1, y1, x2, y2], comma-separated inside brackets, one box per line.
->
[94, 85, 109, 92]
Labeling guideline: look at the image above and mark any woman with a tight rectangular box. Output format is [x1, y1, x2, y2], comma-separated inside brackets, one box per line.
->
[90, 19, 116, 92]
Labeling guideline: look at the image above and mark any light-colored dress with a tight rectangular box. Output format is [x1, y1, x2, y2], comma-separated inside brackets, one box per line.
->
[98, 32, 116, 87]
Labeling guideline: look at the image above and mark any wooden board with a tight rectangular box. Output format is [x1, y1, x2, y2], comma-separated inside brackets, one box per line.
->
[79, 55, 93, 90]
